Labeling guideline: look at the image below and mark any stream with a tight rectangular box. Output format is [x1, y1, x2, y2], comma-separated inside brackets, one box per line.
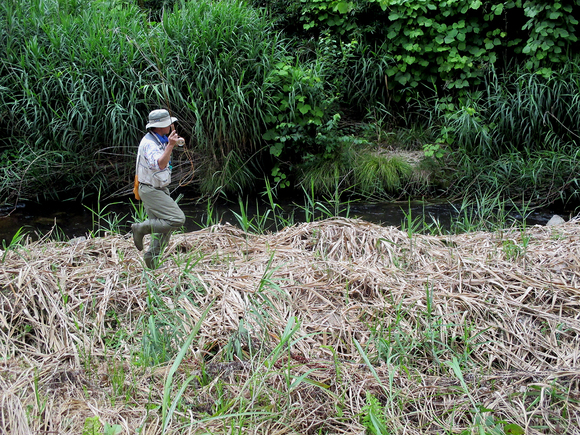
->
[0, 196, 560, 245]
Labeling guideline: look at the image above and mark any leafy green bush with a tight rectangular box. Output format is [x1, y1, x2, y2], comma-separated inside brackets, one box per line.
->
[258, 0, 579, 102]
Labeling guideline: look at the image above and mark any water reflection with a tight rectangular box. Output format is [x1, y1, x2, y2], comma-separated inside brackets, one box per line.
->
[0, 197, 559, 244]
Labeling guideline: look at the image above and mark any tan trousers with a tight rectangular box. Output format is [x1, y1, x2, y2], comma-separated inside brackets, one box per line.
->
[138, 184, 185, 265]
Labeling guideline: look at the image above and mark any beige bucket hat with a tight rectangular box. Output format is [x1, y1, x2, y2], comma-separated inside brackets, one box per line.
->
[146, 109, 178, 129]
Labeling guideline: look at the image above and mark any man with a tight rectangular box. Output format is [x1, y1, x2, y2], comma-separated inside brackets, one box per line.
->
[132, 109, 186, 269]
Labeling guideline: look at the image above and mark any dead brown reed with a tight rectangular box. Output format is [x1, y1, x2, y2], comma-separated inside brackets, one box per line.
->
[1, 218, 579, 434]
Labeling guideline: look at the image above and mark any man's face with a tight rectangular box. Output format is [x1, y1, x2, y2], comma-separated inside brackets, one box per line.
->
[155, 123, 174, 135]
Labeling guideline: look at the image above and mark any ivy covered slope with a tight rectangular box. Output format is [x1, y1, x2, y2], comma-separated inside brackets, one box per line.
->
[258, 0, 580, 204]
[266, 0, 579, 95]
[0, 0, 579, 206]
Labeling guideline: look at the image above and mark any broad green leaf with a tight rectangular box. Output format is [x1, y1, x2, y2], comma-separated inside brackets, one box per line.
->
[335, 2, 350, 14]
[558, 29, 570, 38]
[263, 130, 276, 141]
[397, 72, 410, 85]
[270, 143, 283, 156]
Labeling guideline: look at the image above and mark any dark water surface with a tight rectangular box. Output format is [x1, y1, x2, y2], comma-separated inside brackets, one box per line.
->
[0, 197, 559, 245]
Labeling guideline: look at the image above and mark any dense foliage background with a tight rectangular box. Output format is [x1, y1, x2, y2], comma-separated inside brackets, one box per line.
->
[1, 0, 579, 208]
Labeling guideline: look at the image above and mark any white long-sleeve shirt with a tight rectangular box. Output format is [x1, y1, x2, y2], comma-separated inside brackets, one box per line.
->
[135, 133, 172, 188]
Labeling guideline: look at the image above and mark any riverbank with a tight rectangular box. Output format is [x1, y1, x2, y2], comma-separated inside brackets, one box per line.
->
[0, 193, 563, 246]
[2, 217, 580, 433]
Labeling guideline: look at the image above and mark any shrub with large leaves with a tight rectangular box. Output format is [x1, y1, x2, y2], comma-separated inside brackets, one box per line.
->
[258, 0, 579, 102]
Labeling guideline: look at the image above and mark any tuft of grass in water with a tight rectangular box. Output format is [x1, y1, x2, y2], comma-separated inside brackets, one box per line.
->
[449, 190, 534, 234]
[231, 196, 276, 235]
[354, 153, 413, 197]
[261, 178, 295, 232]
[294, 180, 352, 223]
[231, 196, 254, 234]
[84, 201, 128, 237]
[398, 190, 536, 237]
[299, 143, 427, 201]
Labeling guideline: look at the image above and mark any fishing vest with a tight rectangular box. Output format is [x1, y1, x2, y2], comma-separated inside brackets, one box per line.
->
[135, 132, 172, 188]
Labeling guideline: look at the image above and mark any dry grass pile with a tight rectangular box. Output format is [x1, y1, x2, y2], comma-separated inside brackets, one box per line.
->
[1, 217, 580, 434]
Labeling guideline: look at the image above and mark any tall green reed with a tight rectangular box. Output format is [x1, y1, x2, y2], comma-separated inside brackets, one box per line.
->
[419, 59, 580, 159]
[0, 0, 294, 203]
[452, 148, 580, 207]
[261, 178, 294, 231]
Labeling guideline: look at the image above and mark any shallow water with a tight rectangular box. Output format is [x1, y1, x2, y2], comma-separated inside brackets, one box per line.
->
[0, 197, 559, 245]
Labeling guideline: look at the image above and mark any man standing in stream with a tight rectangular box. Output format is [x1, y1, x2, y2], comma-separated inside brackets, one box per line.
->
[132, 109, 186, 269]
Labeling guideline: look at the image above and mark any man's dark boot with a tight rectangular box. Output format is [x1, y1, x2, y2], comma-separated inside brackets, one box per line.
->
[131, 221, 151, 251]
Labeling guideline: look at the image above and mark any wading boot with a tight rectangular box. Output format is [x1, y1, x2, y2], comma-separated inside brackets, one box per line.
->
[131, 221, 151, 251]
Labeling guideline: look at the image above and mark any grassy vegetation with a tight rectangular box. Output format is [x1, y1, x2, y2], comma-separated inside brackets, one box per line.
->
[0, 0, 293, 202]
[1, 0, 579, 208]
[403, 61, 580, 209]
[2, 0, 580, 431]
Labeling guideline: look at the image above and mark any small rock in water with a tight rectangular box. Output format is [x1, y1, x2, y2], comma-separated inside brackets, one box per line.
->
[546, 215, 565, 226]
